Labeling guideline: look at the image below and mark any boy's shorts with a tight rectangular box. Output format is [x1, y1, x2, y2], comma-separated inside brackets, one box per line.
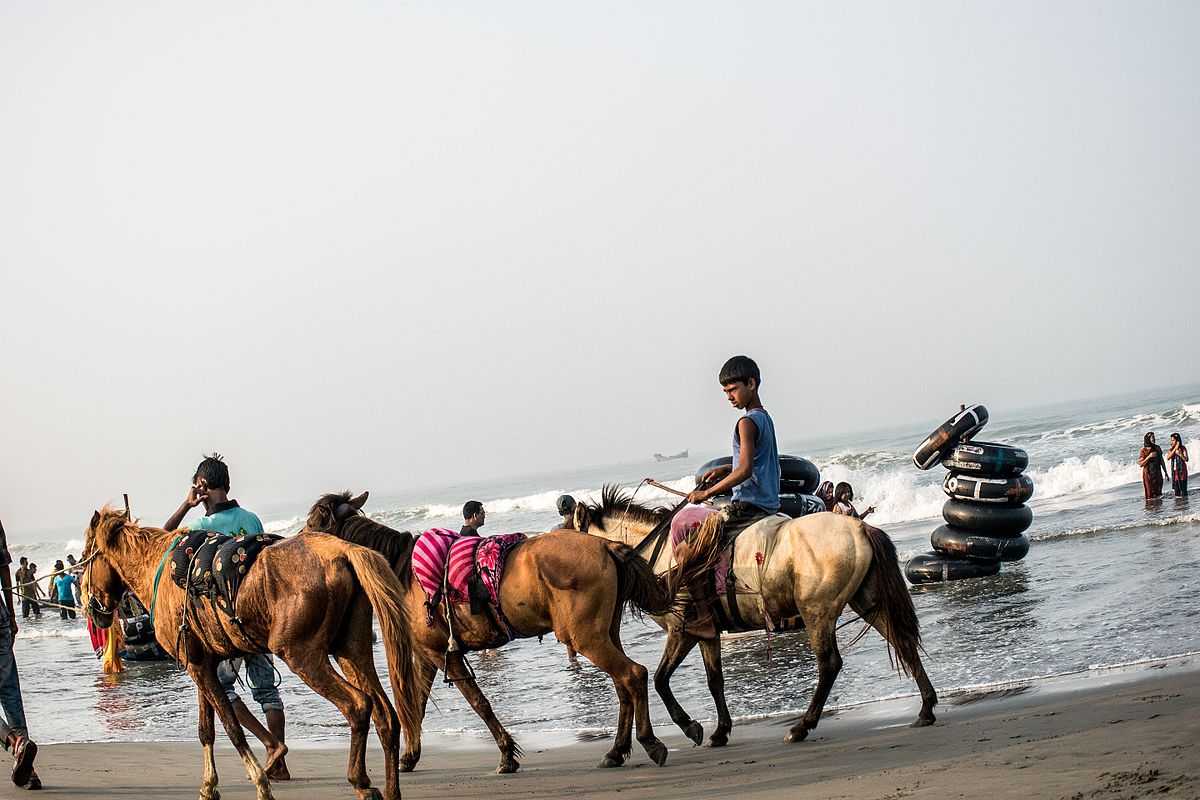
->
[218, 654, 283, 711]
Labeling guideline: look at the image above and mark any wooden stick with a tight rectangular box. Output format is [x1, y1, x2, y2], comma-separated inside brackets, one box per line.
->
[123, 493, 131, 517]
[644, 479, 715, 507]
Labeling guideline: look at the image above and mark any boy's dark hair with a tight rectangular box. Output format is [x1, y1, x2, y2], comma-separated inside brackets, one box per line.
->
[463, 501, 484, 520]
[194, 452, 231, 492]
[719, 355, 761, 386]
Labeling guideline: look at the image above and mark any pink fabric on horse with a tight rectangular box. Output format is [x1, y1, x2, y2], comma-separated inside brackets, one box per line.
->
[446, 536, 482, 604]
[475, 533, 527, 608]
[411, 528, 461, 602]
[670, 506, 733, 591]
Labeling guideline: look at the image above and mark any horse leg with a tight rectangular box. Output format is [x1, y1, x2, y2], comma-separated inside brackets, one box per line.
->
[578, 622, 667, 768]
[197, 691, 221, 800]
[399, 649, 438, 772]
[698, 637, 734, 747]
[189, 663, 273, 800]
[333, 598, 401, 800]
[785, 615, 842, 743]
[444, 650, 522, 774]
[653, 629, 704, 745]
[849, 597, 938, 727]
[283, 652, 379, 800]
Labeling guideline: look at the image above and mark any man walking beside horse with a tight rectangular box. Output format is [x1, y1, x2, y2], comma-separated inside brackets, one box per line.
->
[164, 453, 290, 780]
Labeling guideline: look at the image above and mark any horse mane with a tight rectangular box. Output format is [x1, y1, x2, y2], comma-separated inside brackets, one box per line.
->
[306, 492, 416, 584]
[582, 484, 670, 532]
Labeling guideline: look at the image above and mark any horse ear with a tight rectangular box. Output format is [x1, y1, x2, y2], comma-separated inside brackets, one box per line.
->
[350, 491, 369, 510]
[90, 510, 101, 530]
[573, 505, 588, 532]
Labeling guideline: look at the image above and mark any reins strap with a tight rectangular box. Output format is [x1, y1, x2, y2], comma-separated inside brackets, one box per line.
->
[635, 498, 689, 567]
[149, 534, 183, 626]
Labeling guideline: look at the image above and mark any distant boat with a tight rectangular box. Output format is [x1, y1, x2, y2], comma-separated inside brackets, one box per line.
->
[653, 449, 688, 462]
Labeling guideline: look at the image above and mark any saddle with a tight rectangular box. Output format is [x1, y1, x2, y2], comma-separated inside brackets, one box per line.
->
[169, 530, 283, 621]
[411, 529, 528, 639]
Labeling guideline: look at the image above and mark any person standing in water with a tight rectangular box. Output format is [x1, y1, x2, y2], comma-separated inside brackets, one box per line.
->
[1167, 433, 1189, 497]
[1140, 432, 1170, 499]
[461, 501, 485, 537]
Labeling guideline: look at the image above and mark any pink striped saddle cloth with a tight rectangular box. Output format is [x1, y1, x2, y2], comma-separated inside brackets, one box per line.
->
[411, 529, 529, 627]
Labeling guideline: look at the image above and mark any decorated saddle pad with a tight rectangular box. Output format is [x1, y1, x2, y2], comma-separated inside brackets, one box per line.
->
[671, 509, 789, 594]
[447, 532, 528, 609]
[168, 530, 282, 618]
[411, 528, 462, 601]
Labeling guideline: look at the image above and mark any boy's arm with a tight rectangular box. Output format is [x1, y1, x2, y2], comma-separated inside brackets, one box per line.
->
[165, 482, 208, 531]
[687, 417, 758, 503]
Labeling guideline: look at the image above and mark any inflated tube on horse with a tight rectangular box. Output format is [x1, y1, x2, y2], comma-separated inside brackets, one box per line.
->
[696, 454, 821, 496]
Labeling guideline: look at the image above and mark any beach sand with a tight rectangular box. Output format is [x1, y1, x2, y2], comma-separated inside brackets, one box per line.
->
[32, 657, 1200, 799]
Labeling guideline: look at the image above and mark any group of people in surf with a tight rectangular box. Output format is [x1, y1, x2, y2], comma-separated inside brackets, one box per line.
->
[1140, 431, 1189, 499]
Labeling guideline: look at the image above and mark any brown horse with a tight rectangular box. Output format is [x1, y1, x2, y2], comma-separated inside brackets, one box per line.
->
[305, 491, 674, 773]
[81, 507, 422, 800]
[574, 486, 938, 746]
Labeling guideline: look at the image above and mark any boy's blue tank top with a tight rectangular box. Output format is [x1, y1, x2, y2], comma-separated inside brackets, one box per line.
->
[731, 407, 780, 513]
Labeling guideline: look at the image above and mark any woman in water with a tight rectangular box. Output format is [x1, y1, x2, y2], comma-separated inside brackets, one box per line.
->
[831, 482, 874, 519]
[1139, 432, 1170, 499]
[1167, 433, 1189, 497]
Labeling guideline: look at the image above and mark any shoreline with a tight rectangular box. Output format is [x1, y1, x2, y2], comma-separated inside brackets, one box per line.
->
[34, 653, 1200, 798]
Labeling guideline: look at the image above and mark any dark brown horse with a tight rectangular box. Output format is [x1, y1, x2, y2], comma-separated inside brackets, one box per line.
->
[305, 491, 674, 773]
[81, 507, 422, 800]
[575, 486, 938, 747]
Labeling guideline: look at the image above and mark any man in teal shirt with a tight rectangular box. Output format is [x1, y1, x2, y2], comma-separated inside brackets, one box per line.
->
[164, 454, 290, 781]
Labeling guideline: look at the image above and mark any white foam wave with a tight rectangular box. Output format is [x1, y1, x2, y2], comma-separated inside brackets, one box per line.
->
[814, 465, 944, 525]
[1036, 511, 1200, 541]
[1025, 455, 1139, 499]
[263, 516, 303, 535]
[18, 626, 90, 641]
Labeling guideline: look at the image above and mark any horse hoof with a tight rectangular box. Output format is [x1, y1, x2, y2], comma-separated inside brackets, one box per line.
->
[596, 756, 624, 769]
[646, 741, 668, 767]
[784, 727, 808, 743]
[683, 721, 704, 745]
[399, 760, 417, 773]
[496, 760, 520, 774]
[705, 733, 728, 748]
[911, 714, 936, 728]
[361, 789, 383, 800]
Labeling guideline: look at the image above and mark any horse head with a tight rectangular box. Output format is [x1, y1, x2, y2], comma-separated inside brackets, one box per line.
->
[82, 507, 131, 629]
[306, 490, 369, 533]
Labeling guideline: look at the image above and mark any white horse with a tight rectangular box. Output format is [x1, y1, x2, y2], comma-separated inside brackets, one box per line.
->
[574, 486, 937, 746]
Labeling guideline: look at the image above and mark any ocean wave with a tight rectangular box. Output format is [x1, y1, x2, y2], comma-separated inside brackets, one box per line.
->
[1034, 512, 1200, 542]
[18, 626, 90, 641]
[1003, 404, 1200, 447]
[263, 516, 304, 535]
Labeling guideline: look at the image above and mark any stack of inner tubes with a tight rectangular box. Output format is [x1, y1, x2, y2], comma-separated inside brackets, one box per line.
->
[695, 454, 824, 517]
[906, 405, 1035, 584]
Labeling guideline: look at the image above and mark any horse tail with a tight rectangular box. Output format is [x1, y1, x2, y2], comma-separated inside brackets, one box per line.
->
[605, 541, 672, 617]
[664, 512, 725, 608]
[855, 524, 923, 677]
[343, 546, 424, 742]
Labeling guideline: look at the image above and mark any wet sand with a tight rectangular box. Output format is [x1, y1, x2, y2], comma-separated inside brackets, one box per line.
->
[33, 657, 1200, 799]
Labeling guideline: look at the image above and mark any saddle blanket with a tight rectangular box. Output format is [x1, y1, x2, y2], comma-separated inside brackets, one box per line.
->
[169, 530, 283, 619]
[670, 508, 789, 594]
[411, 528, 528, 625]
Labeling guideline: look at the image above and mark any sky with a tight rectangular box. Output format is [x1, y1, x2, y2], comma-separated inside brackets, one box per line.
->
[2, 2, 1198, 534]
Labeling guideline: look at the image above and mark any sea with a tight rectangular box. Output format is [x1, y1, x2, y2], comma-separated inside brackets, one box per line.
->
[9, 383, 1199, 747]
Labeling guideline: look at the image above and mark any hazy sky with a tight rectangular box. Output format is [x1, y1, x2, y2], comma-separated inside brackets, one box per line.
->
[2, 2, 1198, 534]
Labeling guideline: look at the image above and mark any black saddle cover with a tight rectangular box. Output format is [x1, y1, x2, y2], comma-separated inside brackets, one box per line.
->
[169, 530, 282, 619]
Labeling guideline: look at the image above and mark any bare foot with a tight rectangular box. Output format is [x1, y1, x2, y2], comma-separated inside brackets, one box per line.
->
[264, 744, 290, 781]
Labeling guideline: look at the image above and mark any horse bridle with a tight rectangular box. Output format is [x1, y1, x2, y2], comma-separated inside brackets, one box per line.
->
[78, 549, 114, 620]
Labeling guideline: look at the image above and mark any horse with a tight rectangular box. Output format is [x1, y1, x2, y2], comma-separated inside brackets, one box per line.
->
[573, 485, 938, 747]
[305, 490, 674, 773]
[81, 506, 422, 800]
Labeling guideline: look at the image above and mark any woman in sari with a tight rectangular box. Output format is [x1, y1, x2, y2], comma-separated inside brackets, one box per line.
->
[1139, 432, 1170, 499]
[1167, 433, 1189, 497]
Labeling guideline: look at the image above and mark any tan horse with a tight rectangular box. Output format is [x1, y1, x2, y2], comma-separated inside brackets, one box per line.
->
[81, 507, 422, 800]
[574, 486, 938, 746]
[305, 491, 674, 773]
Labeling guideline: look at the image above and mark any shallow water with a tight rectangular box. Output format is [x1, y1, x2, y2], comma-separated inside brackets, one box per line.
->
[9, 383, 1199, 743]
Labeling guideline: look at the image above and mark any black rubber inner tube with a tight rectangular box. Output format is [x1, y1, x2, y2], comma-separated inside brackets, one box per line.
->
[931, 525, 1030, 562]
[941, 441, 1029, 477]
[905, 551, 1000, 584]
[912, 404, 989, 470]
[943, 472, 1035, 505]
[696, 454, 821, 495]
[942, 498, 1033, 534]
